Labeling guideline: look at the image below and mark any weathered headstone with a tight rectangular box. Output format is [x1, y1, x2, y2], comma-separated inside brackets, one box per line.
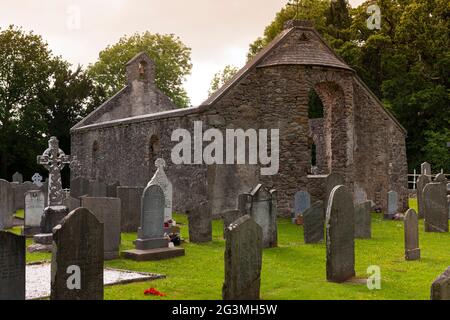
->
[250, 184, 277, 248]
[81, 197, 121, 260]
[222, 215, 262, 300]
[303, 201, 325, 244]
[355, 201, 372, 239]
[24, 190, 45, 236]
[106, 182, 120, 198]
[123, 184, 184, 261]
[12, 172, 23, 183]
[423, 183, 448, 233]
[70, 177, 90, 199]
[448, 195, 450, 219]
[147, 158, 173, 222]
[0, 231, 25, 300]
[222, 209, 244, 237]
[238, 193, 252, 216]
[188, 202, 212, 243]
[386, 191, 398, 220]
[37, 136, 71, 206]
[434, 173, 447, 184]
[32, 173, 43, 188]
[431, 267, 450, 300]
[117, 186, 144, 232]
[88, 180, 107, 198]
[417, 175, 432, 219]
[404, 209, 420, 261]
[293, 191, 310, 223]
[326, 185, 355, 283]
[40, 206, 70, 234]
[354, 186, 368, 205]
[325, 173, 344, 208]
[50, 208, 104, 300]
[421, 162, 432, 175]
[0, 179, 14, 230]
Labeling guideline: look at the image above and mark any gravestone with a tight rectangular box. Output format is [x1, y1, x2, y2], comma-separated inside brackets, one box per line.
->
[188, 202, 212, 243]
[63, 196, 81, 212]
[355, 201, 372, 239]
[12, 172, 23, 183]
[147, 158, 173, 222]
[423, 183, 448, 233]
[0, 179, 14, 230]
[417, 175, 432, 219]
[222, 215, 262, 300]
[404, 209, 420, 261]
[13, 181, 36, 211]
[51, 208, 103, 300]
[106, 182, 120, 198]
[0, 231, 25, 300]
[354, 186, 368, 205]
[37, 136, 71, 206]
[434, 173, 447, 184]
[325, 173, 344, 208]
[386, 191, 398, 220]
[222, 210, 244, 238]
[32, 173, 43, 188]
[250, 184, 277, 248]
[81, 197, 121, 260]
[24, 190, 45, 236]
[117, 186, 144, 232]
[293, 191, 310, 223]
[448, 195, 450, 219]
[421, 162, 432, 175]
[238, 193, 252, 216]
[70, 177, 90, 199]
[123, 184, 184, 261]
[303, 201, 325, 244]
[431, 267, 450, 300]
[88, 180, 107, 197]
[40, 206, 70, 234]
[326, 185, 355, 283]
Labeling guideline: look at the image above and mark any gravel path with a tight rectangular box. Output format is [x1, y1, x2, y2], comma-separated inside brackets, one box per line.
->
[26, 263, 164, 300]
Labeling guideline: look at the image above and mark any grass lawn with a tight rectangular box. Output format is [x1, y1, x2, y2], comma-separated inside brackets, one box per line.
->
[22, 197, 450, 300]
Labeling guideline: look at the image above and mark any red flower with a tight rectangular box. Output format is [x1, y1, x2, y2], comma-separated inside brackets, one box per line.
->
[144, 288, 166, 297]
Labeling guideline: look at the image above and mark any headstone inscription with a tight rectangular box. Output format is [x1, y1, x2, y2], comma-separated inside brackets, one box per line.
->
[250, 184, 277, 249]
[147, 158, 173, 222]
[0, 231, 25, 300]
[24, 190, 45, 236]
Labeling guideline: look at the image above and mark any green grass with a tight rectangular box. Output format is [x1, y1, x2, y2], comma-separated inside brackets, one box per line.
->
[15, 209, 24, 219]
[24, 209, 450, 300]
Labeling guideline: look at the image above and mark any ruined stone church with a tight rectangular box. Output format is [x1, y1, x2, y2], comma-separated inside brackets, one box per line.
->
[71, 20, 408, 217]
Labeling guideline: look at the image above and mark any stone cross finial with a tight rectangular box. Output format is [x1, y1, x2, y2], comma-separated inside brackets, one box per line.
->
[32, 173, 43, 187]
[37, 136, 70, 206]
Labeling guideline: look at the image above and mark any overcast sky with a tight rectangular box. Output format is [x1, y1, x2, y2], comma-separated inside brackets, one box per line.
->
[0, 0, 365, 106]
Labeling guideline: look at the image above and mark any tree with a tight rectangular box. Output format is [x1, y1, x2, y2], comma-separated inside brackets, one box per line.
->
[208, 65, 239, 96]
[88, 32, 192, 108]
[0, 25, 53, 179]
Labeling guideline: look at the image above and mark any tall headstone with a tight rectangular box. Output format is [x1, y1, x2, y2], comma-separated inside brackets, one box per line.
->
[123, 184, 184, 261]
[51, 208, 104, 300]
[222, 215, 262, 300]
[0, 179, 14, 230]
[0, 231, 25, 300]
[24, 190, 45, 236]
[431, 267, 450, 300]
[326, 185, 355, 283]
[303, 201, 325, 244]
[117, 186, 144, 232]
[81, 197, 122, 260]
[325, 173, 344, 208]
[421, 162, 431, 175]
[386, 191, 398, 220]
[417, 175, 432, 219]
[447, 195, 450, 219]
[404, 209, 420, 261]
[188, 202, 212, 243]
[423, 183, 448, 233]
[37, 136, 71, 206]
[12, 172, 23, 184]
[70, 177, 90, 199]
[250, 184, 277, 248]
[293, 191, 311, 223]
[13, 181, 36, 211]
[355, 200, 372, 239]
[147, 158, 173, 222]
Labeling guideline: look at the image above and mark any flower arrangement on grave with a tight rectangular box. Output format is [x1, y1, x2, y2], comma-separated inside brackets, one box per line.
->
[144, 288, 166, 297]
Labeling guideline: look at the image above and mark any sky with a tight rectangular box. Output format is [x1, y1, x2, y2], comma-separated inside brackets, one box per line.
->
[0, 0, 365, 106]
